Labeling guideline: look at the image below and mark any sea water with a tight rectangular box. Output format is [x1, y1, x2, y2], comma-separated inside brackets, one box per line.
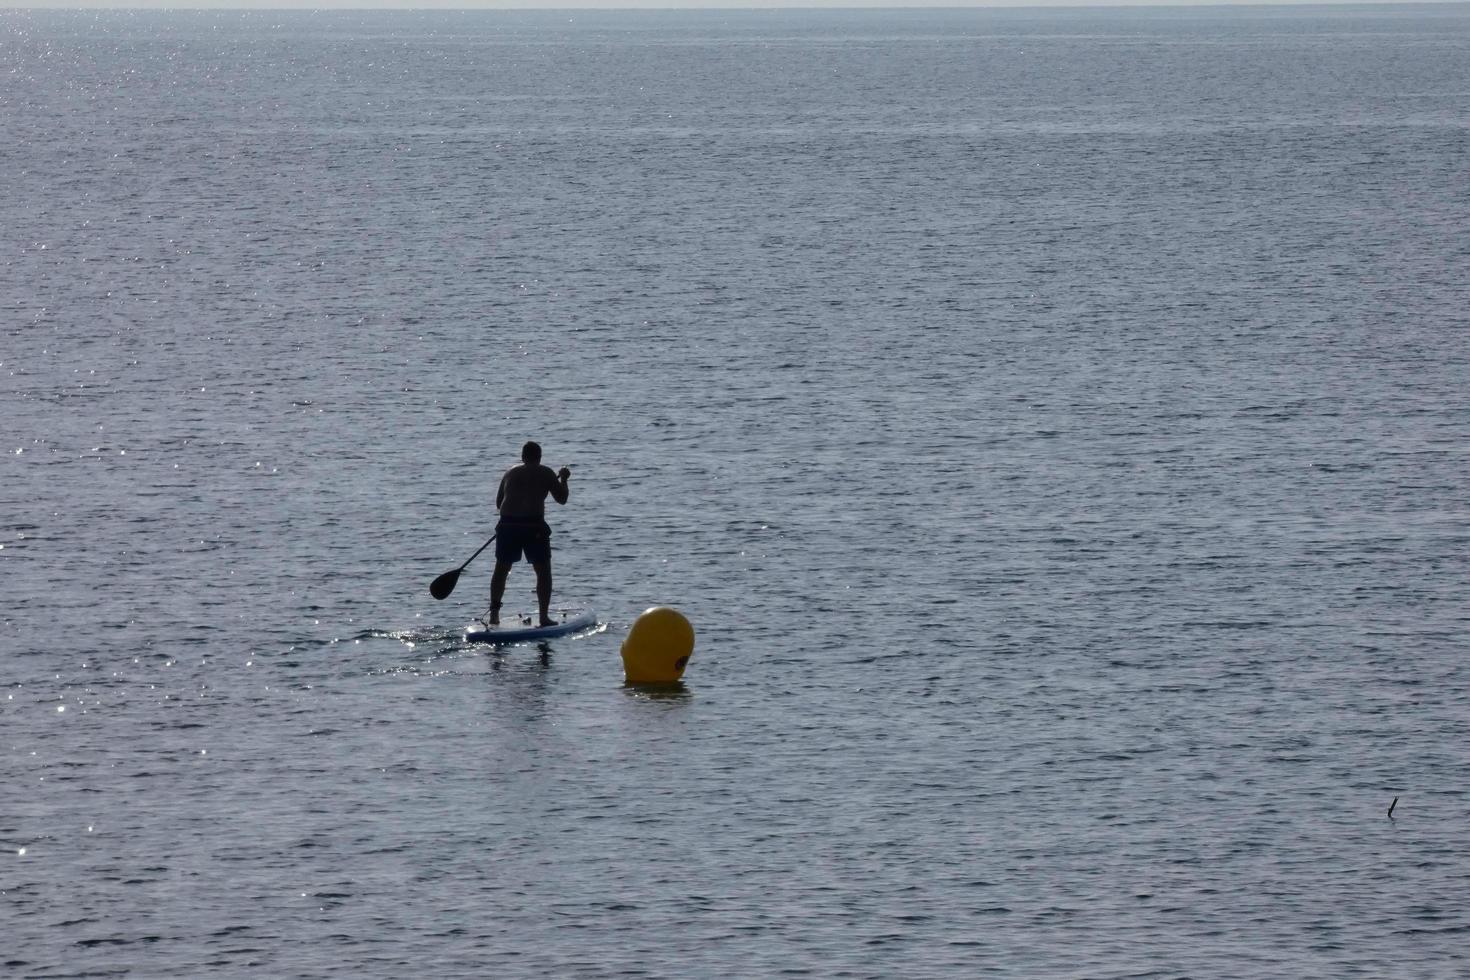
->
[3, 6, 1468, 976]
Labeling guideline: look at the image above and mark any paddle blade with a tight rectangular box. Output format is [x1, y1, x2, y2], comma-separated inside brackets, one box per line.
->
[429, 567, 461, 600]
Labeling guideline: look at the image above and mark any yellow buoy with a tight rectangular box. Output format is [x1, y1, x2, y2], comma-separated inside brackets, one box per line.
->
[621, 606, 695, 684]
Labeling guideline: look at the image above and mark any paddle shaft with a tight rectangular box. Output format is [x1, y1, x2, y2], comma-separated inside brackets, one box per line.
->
[458, 532, 497, 572]
[430, 532, 498, 599]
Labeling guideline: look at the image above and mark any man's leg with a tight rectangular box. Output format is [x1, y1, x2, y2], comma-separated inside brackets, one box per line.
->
[531, 559, 553, 626]
[489, 561, 512, 625]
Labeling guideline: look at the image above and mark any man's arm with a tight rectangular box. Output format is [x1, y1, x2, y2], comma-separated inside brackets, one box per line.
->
[495, 473, 506, 511]
[551, 466, 570, 505]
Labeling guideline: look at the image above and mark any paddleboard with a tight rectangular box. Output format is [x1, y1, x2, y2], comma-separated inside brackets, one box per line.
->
[465, 608, 597, 646]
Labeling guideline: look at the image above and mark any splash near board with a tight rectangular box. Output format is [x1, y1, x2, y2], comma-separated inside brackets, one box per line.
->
[465, 608, 597, 646]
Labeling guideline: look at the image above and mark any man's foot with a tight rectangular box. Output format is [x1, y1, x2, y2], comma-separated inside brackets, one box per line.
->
[486, 606, 500, 627]
[539, 617, 556, 628]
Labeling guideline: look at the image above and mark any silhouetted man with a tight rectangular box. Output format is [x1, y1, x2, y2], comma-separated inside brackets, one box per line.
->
[487, 441, 570, 627]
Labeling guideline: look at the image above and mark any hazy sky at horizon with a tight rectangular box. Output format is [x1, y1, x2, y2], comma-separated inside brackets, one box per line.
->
[2, 0, 1463, 10]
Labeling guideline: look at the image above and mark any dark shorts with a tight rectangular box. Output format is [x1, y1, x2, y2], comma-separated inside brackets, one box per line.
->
[495, 519, 551, 565]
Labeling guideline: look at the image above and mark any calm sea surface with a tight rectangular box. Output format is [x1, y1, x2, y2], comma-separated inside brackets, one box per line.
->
[3, 5, 1469, 976]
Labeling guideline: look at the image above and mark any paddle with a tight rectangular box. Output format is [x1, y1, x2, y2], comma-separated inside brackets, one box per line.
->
[429, 533, 496, 600]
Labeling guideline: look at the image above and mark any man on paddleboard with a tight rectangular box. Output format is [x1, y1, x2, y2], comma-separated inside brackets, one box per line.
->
[488, 441, 570, 627]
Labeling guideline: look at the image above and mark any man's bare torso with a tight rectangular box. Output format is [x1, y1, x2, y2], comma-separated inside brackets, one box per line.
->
[497, 463, 562, 520]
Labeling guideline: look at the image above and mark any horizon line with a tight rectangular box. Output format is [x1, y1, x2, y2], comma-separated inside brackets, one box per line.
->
[5, 0, 1469, 10]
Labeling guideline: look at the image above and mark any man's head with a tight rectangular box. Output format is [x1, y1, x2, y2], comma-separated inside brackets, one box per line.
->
[521, 441, 542, 464]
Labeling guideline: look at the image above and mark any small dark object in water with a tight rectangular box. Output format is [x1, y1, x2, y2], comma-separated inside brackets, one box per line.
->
[1388, 796, 1398, 819]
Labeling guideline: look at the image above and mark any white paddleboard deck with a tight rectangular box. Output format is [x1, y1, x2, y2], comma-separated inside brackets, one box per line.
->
[465, 608, 597, 646]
